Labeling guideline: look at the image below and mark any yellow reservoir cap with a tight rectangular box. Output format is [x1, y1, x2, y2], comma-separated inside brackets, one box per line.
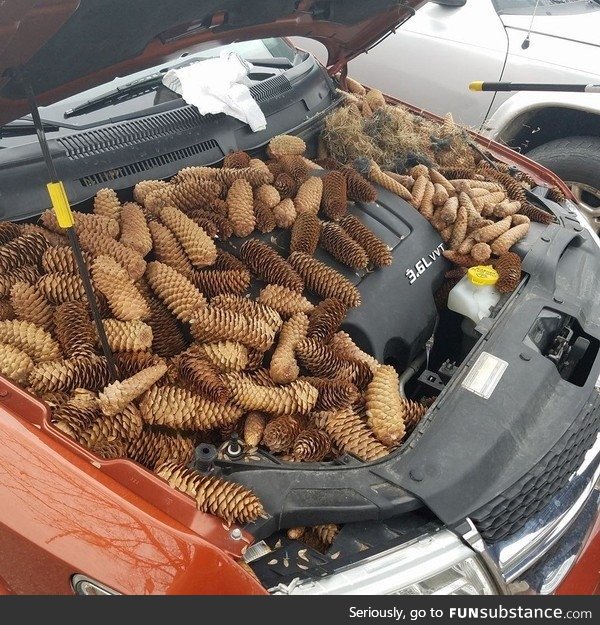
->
[467, 265, 499, 286]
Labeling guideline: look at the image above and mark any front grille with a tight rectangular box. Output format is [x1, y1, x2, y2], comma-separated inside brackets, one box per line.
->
[471, 391, 600, 542]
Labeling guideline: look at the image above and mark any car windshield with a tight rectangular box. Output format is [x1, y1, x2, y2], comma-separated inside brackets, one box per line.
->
[494, 0, 599, 13]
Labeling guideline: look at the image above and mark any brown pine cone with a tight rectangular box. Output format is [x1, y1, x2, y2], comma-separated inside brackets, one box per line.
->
[140, 384, 242, 431]
[80, 404, 144, 449]
[41, 247, 83, 275]
[78, 230, 146, 280]
[470, 242, 492, 263]
[98, 363, 167, 416]
[278, 155, 309, 184]
[118, 202, 152, 256]
[306, 298, 347, 343]
[132, 180, 170, 205]
[547, 186, 566, 204]
[253, 201, 277, 233]
[249, 158, 272, 175]
[29, 356, 112, 393]
[288, 251, 361, 307]
[144, 293, 188, 357]
[226, 377, 318, 415]
[338, 215, 392, 268]
[243, 411, 267, 447]
[324, 408, 389, 462]
[223, 150, 251, 169]
[190, 306, 276, 351]
[148, 220, 194, 277]
[321, 171, 348, 220]
[114, 351, 164, 379]
[295, 337, 354, 379]
[191, 341, 249, 372]
[518, 203, 555, 225]
[494, 252, 522, 293]
[366, 365, 405, 447]
[329, 331, 379, 372]
[159, 206, 217, 268]
[54, 301, 96, 359]
[127, 427, 195, 470]
[340, 167, 377, 203]
[145, 261, 206, 322]
[0, 319, 61, 362]
[0, 233, 49, 273]
[214, 250, 248, 273]
[490, 223, 530, 256]
[191, 269, 250, 298]
[448, 205, 468, 251]
[177, 353, 230, 403]
[262, 415, 303, 452]
[293, 428, 332, 462]
[472, 216, 512, 243]
[268, 134, 306, 158]
[210, 294, 282, 331]
[37, 272, 86, 305]
[102, 319, 153, 352]
[10, 281, 53, 330]
[93, 188, 122, 221]
[226, 178, 256, 237]
[144, 178, 221, 213]
[0, 299, 14, 321]
[51, 402, 99, 439]
[0, 342, 34, 385]
[91, 255, 150, 321]
[187, 209, 233, 240]
[257, 284, 314, 319]
[363, 161, 412, 201]
[0, 265, 40, 298]
[272, 198, 297, 228]
[290, 211, 321, 255]
[240, 239, 303, 292]
[477, 164, 527, 203]
[320, 222, 369, 269]
[41, 210, 119, 239]
[254, 184, 281, 209]
[442, 250, 480, 267]
[403, 398, 428, 435]
[294, 176, 323, 215]
[0, 221, 21, 245]
[299, 376, 359, 411]
[310, 524, 339, 547]
[156, 462, 265, 524]
[270, 313, 309, 384]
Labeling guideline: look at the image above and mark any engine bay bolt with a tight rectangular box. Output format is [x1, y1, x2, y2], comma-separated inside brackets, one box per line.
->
[519, 353, 531, 361]
[553, 297, 564, 304]
[541, 235, 551, 242]
[230, 528, 243, 540]
[409, 469, 424, 482]
[226, 433, 244, 460]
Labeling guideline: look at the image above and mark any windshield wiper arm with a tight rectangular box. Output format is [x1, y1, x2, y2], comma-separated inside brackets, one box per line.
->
[0, 119, 61, 137]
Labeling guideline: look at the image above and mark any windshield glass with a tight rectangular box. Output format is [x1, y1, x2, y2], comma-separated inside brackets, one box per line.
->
[494, 0, 599, 14]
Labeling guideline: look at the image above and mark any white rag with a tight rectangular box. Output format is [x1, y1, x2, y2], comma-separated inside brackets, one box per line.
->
[162, 51, 267, 132]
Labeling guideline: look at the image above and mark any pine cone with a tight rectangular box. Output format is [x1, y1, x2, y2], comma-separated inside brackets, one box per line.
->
[306, 298, 347, 343]
[494, 252, 522, 293]
[288, 251, 361, 307]
[262, 415, 303, 452]
[0, 342, 34, 384]
[177, 353, 230, 403]
[10, 281, 53, 330]
[140, 384, 242, 431]
[80, 404, 144, 449]
[320, 222, 369, 269]
[547, 186, 566, 204]
[53, 301, 96, 359]
[253, 201, 277, 233]
[249, 158, 272, 175]
[102, 319, 153, 352]
[0, 319, 60, 362]
[272, 198, 296, 228]
[132, 180, 169, 205]
[403, 398, 427, 435]
[290, 211, 321, 255]
[490, 223, 530, 255]
[148, 221, 194, 277]
[127, 427, 195, 470]
[340, 167, 377, 204]
[324, 408, 389, 462]
[294, 176, 323, 215]
[114, 351, 164, 379]
[98, 363, 167, 416]
[145, 178, 221, 213]
[257, 284, 314, 319]
[40, 210, 119, 239]
[78, 230, 146, 280]
[254, 184, 280, 211]
[293, 428, 331, 462]
[37, 272, 86, 305]
[226, 178, 256, 237]
[299, 376, 359, 411]
[144, 293, 188, 357]
[226, 377, 318, 415]
[51, 403, 99, 439]
[321, 171, 348, 220]
[187, 209, 233, 240]
[18, 224, 68, 248]
[240, 239, 303, 292]
[518, 203, 555, 225]
[0, 299, 14, 321]
[338, 215, 391, 267]
[279, 155, 309, 184]
[210, 294, 282, 331]
[295, 337, 352, 379]
[223, 150, 251, 169]
[190, 306, 275, 351]
[0, 221, 21, 245]
[192, 269, 250, 298]
[363, 161, 412, 201]
[29, 356, 112, 393]
[191, 341, 249, 372]
[366, 365, 405, 447]
[270, 313, 309, 384]
[0, 233, 49, 273]
[156, 462, 265, 524]
[117, 202, 152, 256]
[470, 242, 492, 263]
[145, 261, 206, 322]
[329, 331, 379, 372]
[214, 250, 248, 273]
[442, 250, 480, 267]
[268, 134, 306, 158]
[0, 265, 40, 298]
[243, 411, 266, 447]
[93, 188, 122, 221]
[41, 247, 81, 275]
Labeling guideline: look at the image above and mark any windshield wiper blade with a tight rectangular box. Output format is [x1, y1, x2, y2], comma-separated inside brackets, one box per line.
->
[64, 73, 166, 118]
[0, 120, 60, 137]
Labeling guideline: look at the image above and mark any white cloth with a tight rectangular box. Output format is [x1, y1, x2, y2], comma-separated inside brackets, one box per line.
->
[162, 51, 267, 132]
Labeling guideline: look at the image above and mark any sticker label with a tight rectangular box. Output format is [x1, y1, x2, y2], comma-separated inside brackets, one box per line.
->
[461, 352, 508, 399]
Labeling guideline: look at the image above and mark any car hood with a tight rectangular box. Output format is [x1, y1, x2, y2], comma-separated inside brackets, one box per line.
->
[0, 0, 425, 126]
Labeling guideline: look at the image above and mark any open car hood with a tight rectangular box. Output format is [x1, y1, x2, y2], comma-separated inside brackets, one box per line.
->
[0, 0, 426, 125]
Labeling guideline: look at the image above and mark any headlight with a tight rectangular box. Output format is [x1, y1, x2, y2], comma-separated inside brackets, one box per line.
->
[272, 530, 498, 595]
[71, 574, 119, 595]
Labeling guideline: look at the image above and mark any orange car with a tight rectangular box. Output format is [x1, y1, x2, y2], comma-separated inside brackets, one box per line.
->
[0, 0, 598, 595]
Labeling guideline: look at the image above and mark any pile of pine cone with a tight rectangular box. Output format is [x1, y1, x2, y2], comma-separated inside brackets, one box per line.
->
[0, 133, 434, 527]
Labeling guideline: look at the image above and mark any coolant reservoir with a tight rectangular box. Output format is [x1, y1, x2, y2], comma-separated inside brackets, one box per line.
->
[447, 266, 501, 325]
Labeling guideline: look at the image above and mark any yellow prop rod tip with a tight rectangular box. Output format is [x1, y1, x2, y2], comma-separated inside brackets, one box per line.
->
[469, 81, 484, 92]
[46, 181, 74, 229]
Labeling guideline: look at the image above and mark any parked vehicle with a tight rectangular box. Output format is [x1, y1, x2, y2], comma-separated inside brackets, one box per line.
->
[0, 0, 598, 596]
[345, 0, 600, 232]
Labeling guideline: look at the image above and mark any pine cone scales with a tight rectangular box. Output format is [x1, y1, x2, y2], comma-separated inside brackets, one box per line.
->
[29, 356, 112, 393]
[339, 215, 392, 267]
[127, 428, 195, 470]
[0, 342, 34, 384]
[320, 222, 369, 269]
[262, 415, 303, 452]
[321, 171, 348, 220]
[490, 223, 530, 255]
[243, 412, 266, 447]
[403, 398, 428, 433]
[293, 428, 332, 461]
[294, 177, 323, 214]
[341, 167, 377, 203]
[210, 294, 282, 331]
[366, 365, 405, 447]
[156, 462, 265, 524]
[0, 221, 21, 245]
[177, 353, 230, 403]
[268, 134, 306, 157]
[119, 202, 152, 256]
[0, 233, 49, 272]
[192, 341, 249, 372]
[54, 301, 96, 359]
[98, 363, 167, 416]
[51, 403, 99, 439]
[495, 252, 522, 293]
[103, 319, 153, 352]
[78, 230, 146, 280]
[296, 338, 353, 379]
[307, 298, 347, 343]
[187, 209, 233, 239]
[324, 408, 389, 462]
[257, 284, 314, 318]
[10, 281, 53, 330]
[145, 178, 220, 213]
[41, 247, 83, 275]
[299, 376, 359, 411]
[240, 239, 304, 292]
[81, 404, 144, 449]
[0, 300, 14, 321]
[139, 385, 242, 431]
[146, 261, 206, 322]
[192, 269, 250, 298]
[330, 331, 379, 372]
[290, 212, 321, 255]
[37, 272, 87, 304]
[254, 201, 277, 233]
[518, 204, 554, 225]
[148, 221, 194, 277]
[288, 252, 361, 308]
[226, 377, 318, 415]
[0, 265, 40, 297]
[0, 319, 61, 362]
[93, 188, 122, 220]
[144, 293, 187, 358]
[114, 352, 163, 378]
[272, 198, 297, 228]
[226, 179, 256, 237]
[270, 313, 309, 384]
[41, 210, 119, 239]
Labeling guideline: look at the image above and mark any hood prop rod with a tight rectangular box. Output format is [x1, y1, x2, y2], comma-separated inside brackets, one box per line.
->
[18, 73, 118, 381]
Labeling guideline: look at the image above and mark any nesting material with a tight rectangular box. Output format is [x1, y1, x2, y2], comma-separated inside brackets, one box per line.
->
[365, 365, 405, 447]
[10, 281, 53, 330]
[262, 415, 303, 452]
[226, 377, 318, 415]
[240, 239, 303, 292]
[321, 171, 348, 220]
[270, 313, 309, 384]
[0, 342, 34, 384]
[324, 408, 389, 462]
[257, 284, 314, 318]
[159, 206, 217, 268]
[339, 215, 392, 267]
[320, 222, 369, 269]
[102, 319, 154, 352]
